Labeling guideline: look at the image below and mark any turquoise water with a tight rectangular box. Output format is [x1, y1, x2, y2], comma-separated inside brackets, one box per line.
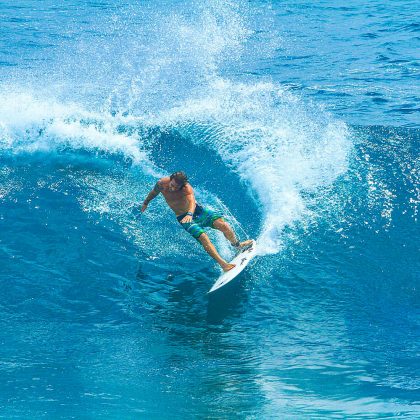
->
[0, 0, 419, 417]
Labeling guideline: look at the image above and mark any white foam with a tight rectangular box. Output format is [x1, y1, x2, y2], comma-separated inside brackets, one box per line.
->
[0, 89, 155, 173]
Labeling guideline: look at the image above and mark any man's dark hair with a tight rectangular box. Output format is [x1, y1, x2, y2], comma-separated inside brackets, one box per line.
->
[170, 171, 188, 187]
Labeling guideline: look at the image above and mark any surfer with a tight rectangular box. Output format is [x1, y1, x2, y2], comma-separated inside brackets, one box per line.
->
[141, 171, 252, 272]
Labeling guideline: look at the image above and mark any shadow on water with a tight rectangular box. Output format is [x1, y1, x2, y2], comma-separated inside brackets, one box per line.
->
[135, 255, 251, 328]
[135, 257, 209, 313]
[206, 275, 250, 325]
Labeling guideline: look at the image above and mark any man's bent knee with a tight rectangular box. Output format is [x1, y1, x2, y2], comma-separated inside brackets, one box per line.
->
[213, 218, 228, 231]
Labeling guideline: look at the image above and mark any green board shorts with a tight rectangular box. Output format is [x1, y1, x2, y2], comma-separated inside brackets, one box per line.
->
[177, 204, 224, 240]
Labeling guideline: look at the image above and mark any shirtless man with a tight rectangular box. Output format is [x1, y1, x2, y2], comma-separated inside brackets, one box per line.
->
[141, 171, 252, 272]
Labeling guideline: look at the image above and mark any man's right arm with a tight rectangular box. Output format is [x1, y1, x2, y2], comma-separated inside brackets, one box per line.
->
[141, 180, 163, 212]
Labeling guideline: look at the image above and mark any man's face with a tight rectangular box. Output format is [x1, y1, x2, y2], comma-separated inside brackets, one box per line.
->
[169, 179, 182, 192]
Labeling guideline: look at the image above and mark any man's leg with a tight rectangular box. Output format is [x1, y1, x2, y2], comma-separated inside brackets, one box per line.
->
[212, 218, 253, 249]
[198, 233, 235, 272]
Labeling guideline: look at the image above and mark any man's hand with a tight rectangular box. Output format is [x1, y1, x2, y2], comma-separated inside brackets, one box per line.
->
[140, 181, 161, 214]
[180, 214, 192, 223]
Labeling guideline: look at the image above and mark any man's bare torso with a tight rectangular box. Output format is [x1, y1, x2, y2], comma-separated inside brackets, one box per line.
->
[158, 177, 195, 216]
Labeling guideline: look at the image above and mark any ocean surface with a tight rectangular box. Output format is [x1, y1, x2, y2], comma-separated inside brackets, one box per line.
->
[0, 0, 419, 417]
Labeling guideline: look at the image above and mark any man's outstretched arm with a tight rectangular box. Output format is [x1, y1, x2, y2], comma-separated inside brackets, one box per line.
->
[141, 181, 162, 212]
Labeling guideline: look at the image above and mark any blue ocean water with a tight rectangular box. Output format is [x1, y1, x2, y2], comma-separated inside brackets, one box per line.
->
[0, 0, 418, 417]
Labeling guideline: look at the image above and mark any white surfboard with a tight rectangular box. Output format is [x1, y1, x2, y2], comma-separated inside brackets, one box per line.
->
[208, 240, 257, 293]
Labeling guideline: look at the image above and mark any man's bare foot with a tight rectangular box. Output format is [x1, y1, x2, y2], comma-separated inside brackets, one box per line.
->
[222, 263, 235, 272]
[232, 239, 253, 251]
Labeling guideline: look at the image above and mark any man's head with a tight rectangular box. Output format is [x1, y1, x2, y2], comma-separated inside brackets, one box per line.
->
[169, 171, 188, 191]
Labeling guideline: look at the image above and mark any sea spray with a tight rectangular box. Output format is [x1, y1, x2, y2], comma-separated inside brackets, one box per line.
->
[157, 79, 353, 254]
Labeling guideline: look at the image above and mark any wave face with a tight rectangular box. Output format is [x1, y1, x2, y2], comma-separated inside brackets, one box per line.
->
[0, 0, 418, 417]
